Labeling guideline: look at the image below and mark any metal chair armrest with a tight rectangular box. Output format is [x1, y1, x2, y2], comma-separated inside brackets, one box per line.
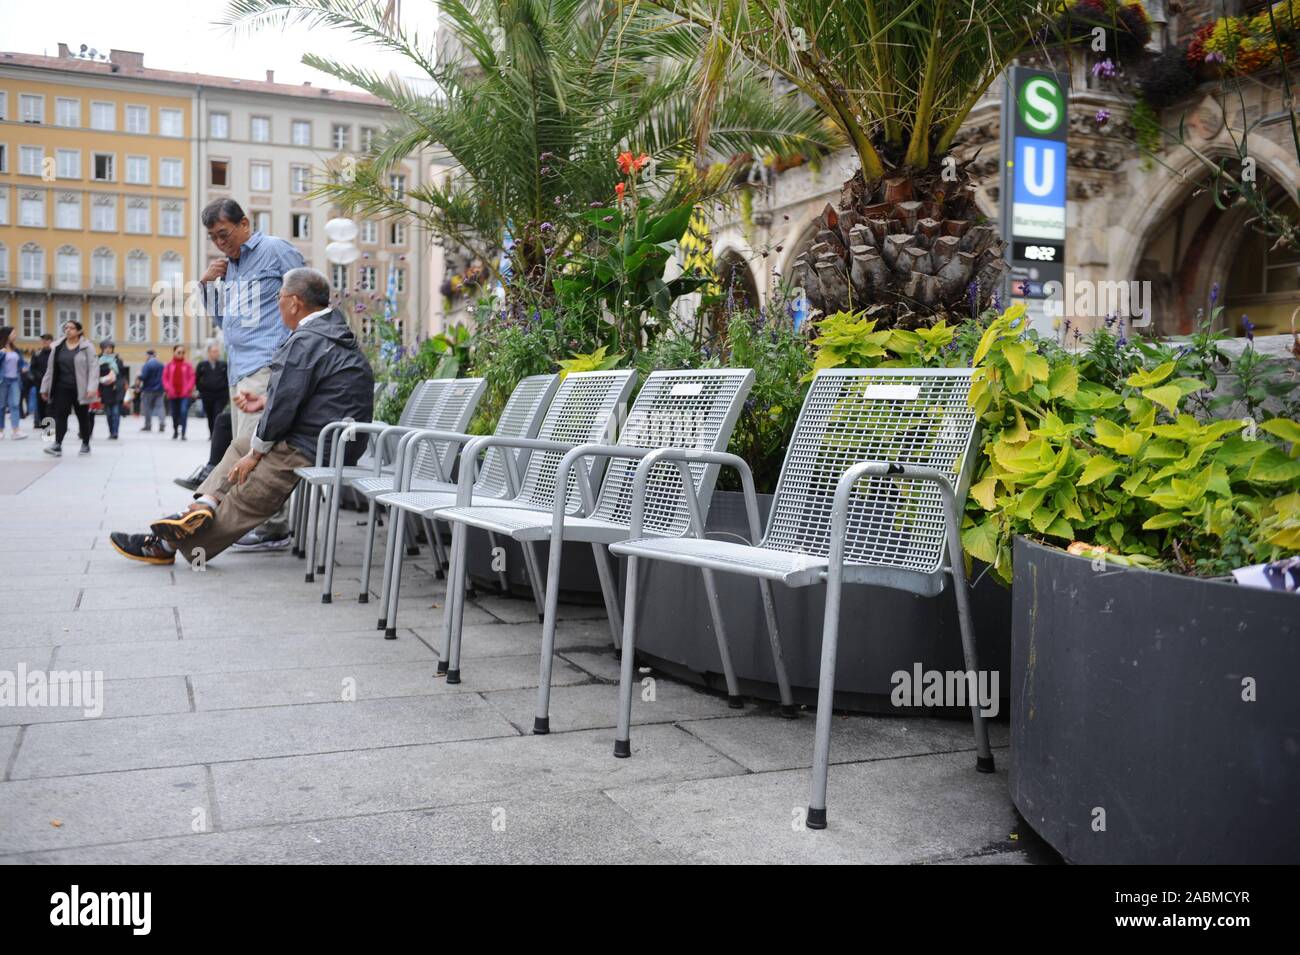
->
[627, 448, 763, 544]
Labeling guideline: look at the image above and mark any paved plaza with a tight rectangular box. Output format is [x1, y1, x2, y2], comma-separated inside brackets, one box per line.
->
[0, 425, 1045, 864]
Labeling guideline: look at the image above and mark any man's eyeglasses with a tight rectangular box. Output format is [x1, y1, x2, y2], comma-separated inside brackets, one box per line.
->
[207, 228, 235, 244]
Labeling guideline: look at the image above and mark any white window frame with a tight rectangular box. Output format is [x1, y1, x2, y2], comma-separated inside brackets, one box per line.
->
[19, 145, 43, 177]
[395, 268, 407, 293]
[0, 243, 7, 284]
[20, 244, 45, 287]
[55, 96, 80, 127]
[389, 173, 407, 197]
[209, 111, 230, 140]
[390, 221, 407, 245]
[250, 161, 272, 192]
[21, 305, 46, 339]
[20, 195, 45, 228]
[125, 154, 150, 185]
[89, 100, 115, 131]
[360, 220, 378, 244]
[358, 265, 377, 291]
[253, 210, 271, 234]
[56, 248, 82, 289]
[56, 148, 80, 179]
[160, 158, 183, 187]
[209, 158, 230, 188]
[91, 196, 117, 232]
[92, 250, 116, 288]
[290, 164, 309, 194]
[126, 253, 150, 289]
[126, 311, 148, 342]
[250, 115, 271, 143]
[360, 126, 376, 151]
[331, 123, 349, 150]
[159, 108, 183, 137]
[159, 204, 183, 237]
[291, 212, 311, 240]
[92, 308, 115, 341]
[125, 104, 149, 134]
[19, 93, 44, 124]
[160, 313, 181, 344]
[159, 253, 183, 288]
[55, 194, 81, 230]
[291, 119, 312, 146]
[331, 264, 348, 291]
[126, 200, 150, 235]
[92, 152, 115, 182]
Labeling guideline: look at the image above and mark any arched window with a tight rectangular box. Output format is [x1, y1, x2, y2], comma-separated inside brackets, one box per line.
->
[159, 251, 183, 286]
[126, 250, 150, 289]
[55, 246, 81, 290]
[92, 247, 116, 288]
[20, 242, 44, 289]
[0, 242, 8, 284]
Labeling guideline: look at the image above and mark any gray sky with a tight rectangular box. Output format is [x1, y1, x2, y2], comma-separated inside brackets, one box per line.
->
[0, 0, 442, 89]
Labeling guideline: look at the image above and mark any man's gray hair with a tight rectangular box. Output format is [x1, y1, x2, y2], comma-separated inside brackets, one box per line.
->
[282, 267, 332, 308]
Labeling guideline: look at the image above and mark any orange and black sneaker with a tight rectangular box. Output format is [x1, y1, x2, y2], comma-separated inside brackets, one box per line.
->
[109, 532, 175, 565]
[150, 504, 215, 542]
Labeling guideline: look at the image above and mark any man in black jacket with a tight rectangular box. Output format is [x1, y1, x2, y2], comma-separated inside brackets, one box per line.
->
[194, 342, 229, 438]
[26, 334, 53, 425]
[110, 268, 374, 566]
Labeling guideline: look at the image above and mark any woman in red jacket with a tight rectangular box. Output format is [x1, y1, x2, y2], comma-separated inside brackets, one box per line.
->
[162, 344, 197, 440]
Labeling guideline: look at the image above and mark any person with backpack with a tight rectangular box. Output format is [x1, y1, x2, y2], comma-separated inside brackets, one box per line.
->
[97, 340, 128, 440]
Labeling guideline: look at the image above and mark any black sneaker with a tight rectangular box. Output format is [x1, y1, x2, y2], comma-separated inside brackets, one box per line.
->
[174, 463, 213, 492]
[79, 442, 90, 455]
[230, 528, 293, 553]
[150, 504, 215, 542]
[44, 443, 62, 457]
[109, 532, 175, 565]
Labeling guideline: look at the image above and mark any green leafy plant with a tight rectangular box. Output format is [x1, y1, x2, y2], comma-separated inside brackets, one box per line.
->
[556, 345, 624, 379]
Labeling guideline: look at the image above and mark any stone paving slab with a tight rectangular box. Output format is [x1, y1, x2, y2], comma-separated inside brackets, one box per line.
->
[12, 694, 519, 779]
[0, 676, 190, 726]
[411, 617, 614, 659]
[482, 681, 755, 734]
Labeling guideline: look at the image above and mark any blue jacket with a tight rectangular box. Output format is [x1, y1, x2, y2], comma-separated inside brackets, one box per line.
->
[139, 357, 164, 392]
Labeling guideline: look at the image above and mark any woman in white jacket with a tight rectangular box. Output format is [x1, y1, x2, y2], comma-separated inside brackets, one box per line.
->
[39, 319, 98, 457]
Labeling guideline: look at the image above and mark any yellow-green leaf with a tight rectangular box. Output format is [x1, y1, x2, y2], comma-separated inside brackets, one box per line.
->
[1141, 384, 1184, 414]
[1126, 361, 1176, 389]
[1260, 417, 1300, 445]
[1247, 447, 1300, 483]
[1079, 455, 1122, 486]
[1142, 511, 1186, 530]
[968, 476, 998, 510]
[1048, 363, 1079, 399]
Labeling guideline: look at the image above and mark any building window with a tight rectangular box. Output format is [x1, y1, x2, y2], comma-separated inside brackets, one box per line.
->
[0, 91, 7, 120]
[55, 194, 81, 230]
[56, 307, 82, 331]
[125, 104, 149, 134]
[250, 161, 271, 191]
[127, 311, 148, 342]
[291, 120, 311, 146]
[92, 309, 114, 341]
[21, 306, 45, 339]
[19, 94, 44, 123]
[360, 220, 378, 244]
[291, 212, 311, 239]
[160, 158, 183, 187]
[0, 243, 7, 283]
[55, 97, 79, 127]
[126, 199, 150, 235]
[394, 268, 406, 293]
[92, 153, 114, 181]
[331, 264, 348, 290]
[290, 165, 309, 194]
[160, 314, 181, 344]
[159, 108, 183, 137]
[126, 252, 149, 288]
[20, 194, 45, 227]
[56, 247, 81, 289]
[20, 244, 44, 287]
[360, 126, 376, 151]
[390, 222, 407, 245]
[125, 155, 150, 184]
[389, 173, 406, 197]
[253, 210, 271, 234]
[0, 187, 6, 224]
[91, 196, 116, 232]
[56, 149, 80, 179]
[92, 249, 115, 288]
[90, 101, 115, 131]
[160, 252, 183, 288]
[250, 115, 271, 143]
[210, 159, 229, 187]
[160, 203, 183, 237]
[0, 145, 6, 173]
[358, 266, 377, 291]
[209, 111, 230, 139]
[331, 123, 349, 150]
[19, 145, 43, 176]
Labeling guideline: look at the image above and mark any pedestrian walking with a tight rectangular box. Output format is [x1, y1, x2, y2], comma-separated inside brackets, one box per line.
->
[163, 345, 196, 440]
[137, 349, 166, 432]
[38, 319, 97, 457]
[0, 327, 29, 440]
[195, 342, 229, 438]
[97, 340, 128, 440]
[26, 333, 53, 428]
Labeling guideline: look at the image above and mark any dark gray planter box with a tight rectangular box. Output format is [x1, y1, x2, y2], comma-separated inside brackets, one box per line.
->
[617, 491, 1012, 713]
[464, 526, 605, 605]
[1010, 536, 1300, 864]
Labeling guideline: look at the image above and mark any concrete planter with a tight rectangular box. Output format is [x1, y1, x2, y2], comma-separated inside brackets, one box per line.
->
[464, 525, 605, 605]
[1010, 536, 1300, 863]
[618, 491, 1012, 713]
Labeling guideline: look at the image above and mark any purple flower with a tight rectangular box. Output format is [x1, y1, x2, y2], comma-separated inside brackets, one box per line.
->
[1094, 109, 1110, 127]
[544, 247, 554, 256]
[602, 215, 613, 222]
[1091, 58, 1117, 80]
[1210, 282, 1220, 305]
[589, 201, 602, 209]
[540, 166, 552, 176]
[540, 151, 554, 161]
[554, 196, 564, 207]
[1242, 315, 1255, 341]
[540, 222, 553, 233]
[1205, 51, 1226, 65]
[354, 302, 365, 313]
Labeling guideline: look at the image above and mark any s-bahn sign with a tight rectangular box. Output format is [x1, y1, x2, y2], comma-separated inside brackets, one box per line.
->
[1000, 67, 1068, 300]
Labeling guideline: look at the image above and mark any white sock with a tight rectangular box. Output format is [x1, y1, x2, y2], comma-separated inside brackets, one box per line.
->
[197, 496, 218, 510]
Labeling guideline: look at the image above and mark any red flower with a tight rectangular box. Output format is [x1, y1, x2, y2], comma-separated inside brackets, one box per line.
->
[614, 182, 626, 202]
[616, 151, 649, 175]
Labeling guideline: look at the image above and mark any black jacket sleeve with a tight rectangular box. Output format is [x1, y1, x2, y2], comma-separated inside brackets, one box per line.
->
[253, 337, 314, 450]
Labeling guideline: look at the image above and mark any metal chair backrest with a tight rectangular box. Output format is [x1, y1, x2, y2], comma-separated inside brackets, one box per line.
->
[763, 368, 978, 575]
[514, 370, 636, 513]
[408, 378, 487, 481]
[472, 374, 561, 497]
[360, 379, 436, 467]
[588, 369, 754, 536]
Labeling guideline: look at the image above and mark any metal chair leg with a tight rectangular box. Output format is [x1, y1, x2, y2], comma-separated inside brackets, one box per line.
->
[376, 504, 402, 630]
[320, 477, 345, 603]
[701, 567, 741, 707]
[487, 531, 510, 594]
[358, 498, 378, 603]
[383, 511, 408, 639]
[807, 567, 844, 831]
[531, 531, 567, 734]
[315, 484, 329, 575]
[613, 554, 640, 757]
[522, 541, 546, 622]
[288, 482, 301, 555]
[430, 517, 448, 571]
[591, 543, 624, 650]
[442, 521, 470, 682]
[945, 507, 994, 773]
[305, 484, 321, 583]
[759, 579, 795, 717]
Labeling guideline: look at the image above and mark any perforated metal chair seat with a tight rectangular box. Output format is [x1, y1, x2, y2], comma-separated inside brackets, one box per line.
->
[433, 505, 638, 544]
[375, 488, 507, 518]
[351, 474, 456, 499]
[611, 536, 830, 586]
[295, 463, 391, 485]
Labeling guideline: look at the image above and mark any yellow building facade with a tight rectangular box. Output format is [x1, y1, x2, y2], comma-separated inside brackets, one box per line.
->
[0, 58, 194, 373]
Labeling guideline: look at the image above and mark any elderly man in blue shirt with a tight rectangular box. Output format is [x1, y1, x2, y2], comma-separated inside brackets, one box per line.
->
[197, 198, 306, 548]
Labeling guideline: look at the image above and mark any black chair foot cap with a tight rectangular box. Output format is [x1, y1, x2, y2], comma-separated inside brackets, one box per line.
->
[613, 739, 631, 758]
[780, 704, 798, 719]
[320, 594, 331, 604]
[435, 570, 445, 580]
[532, 716, 549, 735]
[384, 627, 397, 640]
[436, 660, 448, 675]
[406, 545, 420, 556]
[728, 695, 744, 710]
[537, 613, 545, 623]
[467, 588, 478, 599]
[446, 669, 460, 684]
[358, 593, 368, 604]
[376, 618, 386, 630]
[976, 755, 996, 774]
[316, 564, 326, 575]
[304, 573, 314, 583]
[806, 807, 827, 830]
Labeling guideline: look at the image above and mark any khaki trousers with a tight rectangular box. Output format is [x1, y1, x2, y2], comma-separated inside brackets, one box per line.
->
[178, 434, 310, 565]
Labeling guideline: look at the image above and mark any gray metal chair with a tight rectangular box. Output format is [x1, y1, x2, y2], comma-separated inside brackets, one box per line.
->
[298, 378, 486, 602]
[355, 373, 560, 625]
[609, 367, 991, 830]
[436, 369, 765, 737]
[374, 369, 636, 641]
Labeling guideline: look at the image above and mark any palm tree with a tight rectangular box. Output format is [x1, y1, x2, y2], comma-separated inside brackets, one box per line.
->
[653, 0, 1056, 326]
[222, 0, 840, 299]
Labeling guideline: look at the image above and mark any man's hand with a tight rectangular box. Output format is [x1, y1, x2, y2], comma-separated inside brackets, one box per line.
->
[227, 450, 264, 486]
[201, 259, 228, 283]
[233, 390, 266, 413]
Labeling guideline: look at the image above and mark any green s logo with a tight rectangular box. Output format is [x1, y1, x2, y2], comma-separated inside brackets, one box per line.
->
[1018, 76, 1064, 134]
